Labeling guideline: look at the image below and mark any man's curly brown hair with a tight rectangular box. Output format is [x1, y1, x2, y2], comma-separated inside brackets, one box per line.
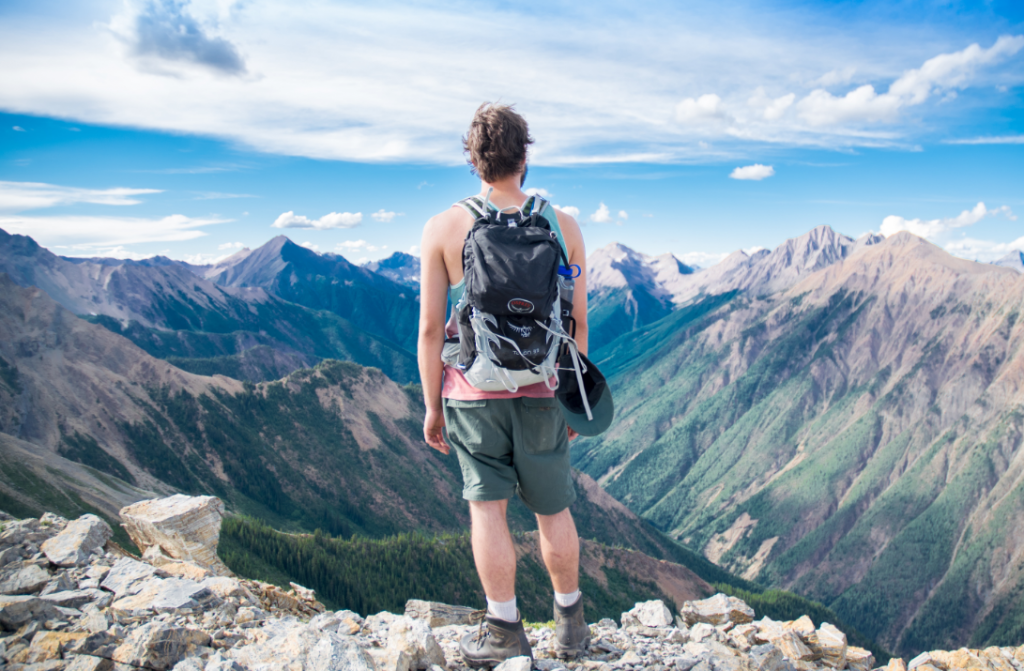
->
[462, 103, 534, 183]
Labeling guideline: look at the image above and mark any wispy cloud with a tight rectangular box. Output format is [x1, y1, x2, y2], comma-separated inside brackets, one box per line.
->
[0, 213, 228, 251]
[945, 235, 1024, 263]
[371, 209, 399, 223]
[880, 202, 1015, 238]
[193, 191, 254, 200]
[944, 135, 1024, 145]
[0, 181, 162, 212]
[272, 211, 362, 229]
[676, 251, 728, 268]
[12, 126, 25, 132]
[218, 241, 245, 250]
[1, 4, 1021, 164]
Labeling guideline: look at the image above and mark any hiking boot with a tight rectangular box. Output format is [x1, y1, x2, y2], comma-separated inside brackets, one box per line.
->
[460, 611, 533, 668]
[553, 596, 590, 659]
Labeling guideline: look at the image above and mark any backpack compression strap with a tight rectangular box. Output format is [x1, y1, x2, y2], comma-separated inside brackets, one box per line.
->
[455, 194, 544, 219]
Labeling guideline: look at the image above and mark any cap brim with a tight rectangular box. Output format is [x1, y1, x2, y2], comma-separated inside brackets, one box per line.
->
[558, 388, 614, 436]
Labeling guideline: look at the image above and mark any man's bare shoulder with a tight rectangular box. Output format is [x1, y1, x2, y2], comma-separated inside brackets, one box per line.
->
[424, 206, 470, 236]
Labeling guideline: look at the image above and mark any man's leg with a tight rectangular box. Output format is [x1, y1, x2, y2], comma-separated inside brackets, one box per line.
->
[469, 499, 516, 603]
[536, 507, 579, 594]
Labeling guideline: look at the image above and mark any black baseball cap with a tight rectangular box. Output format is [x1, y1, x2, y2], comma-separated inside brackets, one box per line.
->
[556, 350, 614, 436]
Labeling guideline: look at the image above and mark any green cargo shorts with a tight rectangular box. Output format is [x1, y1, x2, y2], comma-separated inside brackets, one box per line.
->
[442, 396, 576, 516]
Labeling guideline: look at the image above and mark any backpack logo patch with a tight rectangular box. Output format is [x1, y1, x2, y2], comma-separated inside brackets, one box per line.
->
[508, 299, 534, 314]
[508, 322, 534, 338]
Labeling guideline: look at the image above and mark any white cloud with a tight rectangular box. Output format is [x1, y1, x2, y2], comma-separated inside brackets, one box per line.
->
[812, 67, 856, 87]
[12, 126, 25, 132]
[272, 210, 362, 229]
[371, 209, 398, 223]
[944, 135, 1024, 145]
[300, 241, 320, 252]
[407, 245, 421, 256]
[555, 205, 580, 219]
[880, 202, 1016, 238]
[748, 88, 795, 120]
[744, 246, 767, 254]
[798, 36, 1024, 126]
[525, 187, 552, 198]
[618, 210, 629, 220]
[676, 251, 728, 267]
[0, 213, 227, 251]
[730, 164, 775, 180]
[336, 240, 378, 252]
[0, 3, 1021, 162]
[0, 181, 162, 212]
[675, 94, 730, 124]
[181, 251, 235, 265]
[218, 241, 245, 250]
[944, 235, 1024, 262]
[589, 203, 612, 223]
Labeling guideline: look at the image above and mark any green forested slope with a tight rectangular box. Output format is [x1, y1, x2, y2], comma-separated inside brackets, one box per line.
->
[574, 234, 1024, 655]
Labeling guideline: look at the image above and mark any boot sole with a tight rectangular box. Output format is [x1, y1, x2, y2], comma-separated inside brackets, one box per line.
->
[462, 654, 535, 668]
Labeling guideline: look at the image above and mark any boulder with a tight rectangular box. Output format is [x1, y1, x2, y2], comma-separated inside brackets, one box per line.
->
[111, 577, 219, 613]
[66, 630, 123, 658]
[682, 594, 755, 626]
[112, 621, 212, 670]
[886, 659, 908, 671]
[387, 615, 447, 669]
[100, 557, 164, 598]
[846, 646, 875, 671]
[200, 576, 255, 602]
[39, 588, 111, 609]
[629, 599, 675, 628]
[494, 657, 533, 671]
[816, 623, 847, 669]
[750, 643, 797, 671]
[405, 599, 478, 627]
[119, 495, 231, 576]
[160, 561, 211, 581]
[0, 545, 25, 568]
[785, 616, 815, 639]
[771, 631, 817, 662]
[307, 633, 378, 671]
[65, 655, 115, 671]
[27, 630, 89, 661]
[39, 514, 112, 567]
[0, 594, 61, 631]
[0, 564, 52, 595]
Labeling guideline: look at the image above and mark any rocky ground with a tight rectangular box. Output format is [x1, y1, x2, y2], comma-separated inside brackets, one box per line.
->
[1, 495, 1022, 671]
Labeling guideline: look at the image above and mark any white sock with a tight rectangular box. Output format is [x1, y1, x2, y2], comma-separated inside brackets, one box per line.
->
[555, 590, 581, 607]
[487, 596, 518, 622]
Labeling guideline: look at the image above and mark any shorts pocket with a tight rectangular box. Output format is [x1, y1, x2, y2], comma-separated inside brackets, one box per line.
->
[520, 397, 564, 455]
[446, 399, 487, 408]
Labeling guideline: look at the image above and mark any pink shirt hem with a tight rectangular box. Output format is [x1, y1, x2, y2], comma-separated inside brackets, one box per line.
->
[442, 365, 556, 400]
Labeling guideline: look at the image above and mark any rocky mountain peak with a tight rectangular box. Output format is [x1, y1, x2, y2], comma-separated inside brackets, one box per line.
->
[993, 250, 1024, 273]
[362, 252, 421, 287]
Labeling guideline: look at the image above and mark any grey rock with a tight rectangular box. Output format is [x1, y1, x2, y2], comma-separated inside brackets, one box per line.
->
[0, 594, 61, 631]
[0, 545, 25, 568]
[597, 618, 619, 631]
[681, 595, 755, 627]
[40, 515, 112, 567]
[39, 589, 111, 610]
[750, 644, 796, 671]
[111, 578, 219, 613]
[307, 633, 378, 671]
[39, 513, 69, 532]
[100, 557, 163, 598]
[66, 630, 124, 658]
[171, 657, 206, 671]
[0, 564, 52, 595]
[39, 571, 77, 596]
[665, 654, 701, 671]
[111, 621, 212, 670]
[629, 600, 674, 628]
[494, 656, 533, 671]
[65, 655, 115, 671]
[119, 495, 231, 577]
[405, 599, 479, 628]
[205, 650, 244, 671]
[387, 615, 446, 669]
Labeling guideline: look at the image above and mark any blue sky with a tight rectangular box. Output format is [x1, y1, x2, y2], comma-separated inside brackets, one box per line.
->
[1, 0, 1022, 267]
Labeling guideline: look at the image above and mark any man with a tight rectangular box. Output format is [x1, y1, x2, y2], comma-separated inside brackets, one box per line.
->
[418, 103, 590, 666]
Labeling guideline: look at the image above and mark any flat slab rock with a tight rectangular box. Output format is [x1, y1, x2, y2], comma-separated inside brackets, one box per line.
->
[119, 494, 231, 577]
[39, 514, 112, 567]
[682, 593, 756, 626]
[405, 599, 478, 628]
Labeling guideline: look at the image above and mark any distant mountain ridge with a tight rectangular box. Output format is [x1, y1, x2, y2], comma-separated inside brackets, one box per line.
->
[362, 252, 421, 287]
[993, 250, 1024, 273]
[0, 229, 418, 382]
[575, 232, 1024, 655]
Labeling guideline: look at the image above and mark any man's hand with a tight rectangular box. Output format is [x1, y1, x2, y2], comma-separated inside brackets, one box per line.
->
[424, 407, 450, 454]
[568, 427, 579, 441]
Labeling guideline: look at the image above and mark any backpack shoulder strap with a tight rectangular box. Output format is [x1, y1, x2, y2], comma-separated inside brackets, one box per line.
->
[455, 196, 490, 218]
[533, 198, 569, 260]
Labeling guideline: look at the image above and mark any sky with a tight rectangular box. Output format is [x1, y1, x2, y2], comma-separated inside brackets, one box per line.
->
[0, 0, 1022, 268]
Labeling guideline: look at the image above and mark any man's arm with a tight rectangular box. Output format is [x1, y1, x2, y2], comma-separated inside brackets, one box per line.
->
[556, 210, 588, 356]
[418, 214, 451, 454]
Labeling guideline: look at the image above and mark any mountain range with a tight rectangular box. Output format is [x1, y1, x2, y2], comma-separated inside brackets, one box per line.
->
[575, 230, 1024, 655]
[3, 221, 1024, 654]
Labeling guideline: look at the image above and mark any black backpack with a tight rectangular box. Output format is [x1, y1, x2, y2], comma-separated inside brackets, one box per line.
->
[443, 191, 577, 392]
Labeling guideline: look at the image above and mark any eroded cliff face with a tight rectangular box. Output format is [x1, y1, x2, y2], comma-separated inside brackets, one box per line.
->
[576, 233, 1024, 654]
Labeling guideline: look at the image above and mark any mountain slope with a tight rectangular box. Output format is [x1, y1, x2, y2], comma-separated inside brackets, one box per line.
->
[362, 252, 421, 287]
[211, 236, 419, 350]
[993, 250, 1024, 273]
[587, 243, 695, 352]
[574, 232, 1024, 655]
[0, 230, 417, 382]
